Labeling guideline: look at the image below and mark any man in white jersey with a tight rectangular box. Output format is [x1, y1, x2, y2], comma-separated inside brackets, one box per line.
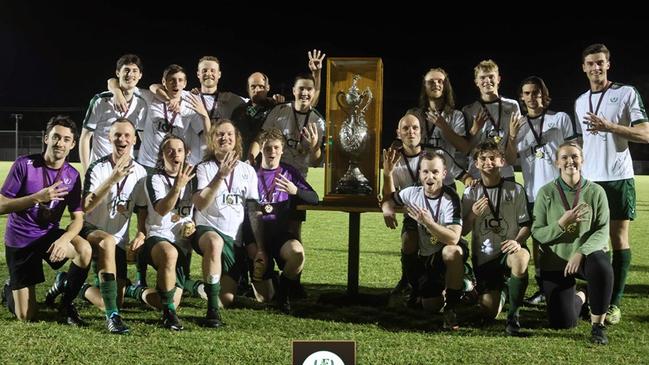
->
[462, 59, 521, 180]
[381, 114, 425, 305]
[138, 64, 211, 169]
[80, 54, 148, 175]
[505, 76, 577, 306]
[409, 67, 472, 187]
[55, 119, 147, 334]
[463, 141, 531, 336]
[575, 43, 649, 324]
[383, 151, 465, 330]
[192, 120, 263, 328]
[133, 135, 196, 331]
[253, 73, 326, 178]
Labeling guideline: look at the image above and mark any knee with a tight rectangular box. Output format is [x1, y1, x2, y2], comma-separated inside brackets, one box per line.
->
[510, 249, 530, 269]
[98, 236, 116, 253]
[442, 245, 462, 263]
[76, 240, 93, 266]
[161, 247, 179, 268]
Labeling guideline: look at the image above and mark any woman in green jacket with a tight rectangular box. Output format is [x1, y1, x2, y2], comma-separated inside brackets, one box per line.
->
[532, 141, 613, 345]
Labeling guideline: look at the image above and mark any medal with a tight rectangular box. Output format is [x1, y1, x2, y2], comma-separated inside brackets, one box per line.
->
[226, 195, 234, 205]
[182, 221, 196, 238]
[566, 223, 577, 233]
[258, 167, 282, 213]
[116, 203, 127, 213]
[482, 182, 504, 236]
[492, 135, 502, 144]
[492, 225, 502, 234]
[535, 149, 545, 159]
[429, 235, 438, 245]
[488, 217, 503, 234]
[263, 204, 274, 214]
[171, 213, 180, 223]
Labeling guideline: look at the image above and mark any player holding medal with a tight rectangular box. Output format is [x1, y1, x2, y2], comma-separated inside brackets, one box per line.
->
[532, 141, 613, 344]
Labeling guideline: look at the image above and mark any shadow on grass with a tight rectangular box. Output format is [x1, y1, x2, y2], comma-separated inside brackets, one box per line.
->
[622, 284, 649, 296]
[284, 283, 552, 336]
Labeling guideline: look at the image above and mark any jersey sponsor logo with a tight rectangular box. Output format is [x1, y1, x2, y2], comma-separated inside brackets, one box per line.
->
[154, 117, 175, 133]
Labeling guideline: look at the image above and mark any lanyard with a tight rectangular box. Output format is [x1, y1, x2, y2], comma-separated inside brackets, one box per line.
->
[589, 81, 612, 115]
[555, 179, 582, 211]
[422, 190, 443, 223]
[292, 104, 312, 142]
[162, 173, 182, 209]
[163, 102, 180, 129]
[259, 167, 282, 203]
[481, 180, 503, 221]
[479, 98, 503, 133]
[109, 158, 130, 197]
[526, 112, 546, 146]
[200, 92, 219, 119]
[400, 150, 420, 185]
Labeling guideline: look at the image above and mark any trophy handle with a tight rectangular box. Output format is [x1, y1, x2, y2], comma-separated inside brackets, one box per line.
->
[358, 88, 373, 116]
[336, 91, 350, 117]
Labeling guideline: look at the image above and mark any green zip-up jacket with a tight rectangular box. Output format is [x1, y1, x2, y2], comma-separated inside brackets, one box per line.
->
[532, 178, 609, 271]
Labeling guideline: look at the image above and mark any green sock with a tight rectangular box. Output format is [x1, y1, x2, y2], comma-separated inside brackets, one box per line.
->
[157, 287, 176, 311]
[611, 249, 631, 306]
[508, 274, 528, 318]
[100, 273, 119, 318]
[205, 283, 221, 311]
[125, 283, 146, 301]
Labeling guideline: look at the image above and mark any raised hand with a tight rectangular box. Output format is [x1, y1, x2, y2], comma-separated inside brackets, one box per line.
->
[382, 147, 400, 175]
[302, 122, 320, 151]
[110, 153, 133, 183]
[509, 111, 524, 138]
[275, 173, 298, 195]
[216, 151, 238, 179]
[35, 181, 68, 204]
[186, 93, 209, 118]
[584, 112, 613, 133]
[471, 196, 489, 216]
[174, 161, 195, 191]
[406, 204, 433, 227]
[308, 49, 326, 72]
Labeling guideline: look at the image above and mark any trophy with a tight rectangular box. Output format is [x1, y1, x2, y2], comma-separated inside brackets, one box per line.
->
[334, 75, 373, 194]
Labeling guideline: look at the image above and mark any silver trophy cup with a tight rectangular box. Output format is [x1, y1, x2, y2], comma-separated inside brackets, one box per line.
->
[335, 75, 373, 194]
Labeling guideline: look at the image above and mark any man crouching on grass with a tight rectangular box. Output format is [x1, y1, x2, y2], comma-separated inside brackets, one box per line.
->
[0, 116, 92, 325]
[382, 150, 465, 330]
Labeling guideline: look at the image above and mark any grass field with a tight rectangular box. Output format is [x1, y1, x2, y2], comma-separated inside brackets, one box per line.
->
[0, 163, 647, 364]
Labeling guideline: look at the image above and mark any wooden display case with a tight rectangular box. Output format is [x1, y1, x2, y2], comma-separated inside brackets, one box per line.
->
[323, 58, 383, 207]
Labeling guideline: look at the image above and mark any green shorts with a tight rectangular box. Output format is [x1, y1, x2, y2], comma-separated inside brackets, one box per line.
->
[596, 179, 636, 220]
[192, 225, 236, 273]
[141, 236, 190, 288]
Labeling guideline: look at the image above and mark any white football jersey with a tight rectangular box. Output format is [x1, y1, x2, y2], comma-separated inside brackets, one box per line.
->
[462, 180, 530, 266]
[395, 185, 462, 256]
[513, 110, 577, 201]
[83, 89, 148, 163]
[262, 102, 326, 177]
[462, 97, 521, 179]
[83, 156, 148, 247]
[144, 172, 196, 243]
[194, 160, 259, 242]
[575, 83, 648, 181]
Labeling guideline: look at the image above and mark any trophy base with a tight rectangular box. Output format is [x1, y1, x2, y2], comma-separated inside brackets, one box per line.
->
[335, 164, 373, 195]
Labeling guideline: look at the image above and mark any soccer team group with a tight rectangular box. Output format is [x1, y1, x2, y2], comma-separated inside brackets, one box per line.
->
[0, 44, 645, 345]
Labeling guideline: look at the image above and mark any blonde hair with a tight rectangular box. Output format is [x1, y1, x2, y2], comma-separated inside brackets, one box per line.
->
[474, 59, 499, 79]
[204, 119, 243, 161]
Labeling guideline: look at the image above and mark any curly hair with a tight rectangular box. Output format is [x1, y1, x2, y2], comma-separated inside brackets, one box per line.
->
[203, 119, 243, 161]
[155, 134, 190, 173]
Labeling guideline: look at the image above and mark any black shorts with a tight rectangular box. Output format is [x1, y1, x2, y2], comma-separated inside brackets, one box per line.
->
[5, 229, 68, 290]
[226, 245, 250, 282]
[401, 215, 418, 234]
[418, 240, 469, 298]
[79, 222, 129, 283]
[261, 229, 300, 279]
[474, 254, 509, 294]
[140, 236, 189, 288]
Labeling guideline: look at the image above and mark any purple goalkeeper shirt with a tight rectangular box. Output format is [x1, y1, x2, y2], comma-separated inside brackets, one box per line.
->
[257, 162, 312, 222]
[1, 154, 82, 248]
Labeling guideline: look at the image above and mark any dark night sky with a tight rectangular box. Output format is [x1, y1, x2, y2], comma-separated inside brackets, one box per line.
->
[2, 3, 648, 155]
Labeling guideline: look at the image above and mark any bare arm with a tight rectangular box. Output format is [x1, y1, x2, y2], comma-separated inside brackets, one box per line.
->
[193, 152, 236, 211]
[308, 49, 325, 108]
[586, 113, 649, 143]
[79, 128, 93, 174]
[83, 154, 132, 213]
[154, 162, 194, 216]
[504, 112, 523, 165]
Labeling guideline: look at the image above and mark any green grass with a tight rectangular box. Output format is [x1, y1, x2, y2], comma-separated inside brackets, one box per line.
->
[0, 163, 648, 364]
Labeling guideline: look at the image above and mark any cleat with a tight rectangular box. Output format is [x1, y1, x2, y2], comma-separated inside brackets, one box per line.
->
[201, 308, 224, 328]
[591, 323, 609, 345]
[59, 303, 88, 327]
[605, 305, 621, 325]
[524, 291, 545, 306]
[106, 313, 129, 334]
[390, 277, 410, 295]
[505, 316, 528, 337]
[443, 309, 460, 331]
[45, 272, 68, 308]
[162, 309, 183, 331]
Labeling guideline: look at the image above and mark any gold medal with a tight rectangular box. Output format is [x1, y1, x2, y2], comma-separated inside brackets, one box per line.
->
[226, 195, 234, 205]
[171, 213, 180, 223]
[182, 221, 196, 238]
[566, 223, 577, 233]
[535, 150, 544, 159]
[116, 203, 127, 213]
[263, 204, 274, 214]
[492, 135, 502, 144]
[429, 235, 438, 245]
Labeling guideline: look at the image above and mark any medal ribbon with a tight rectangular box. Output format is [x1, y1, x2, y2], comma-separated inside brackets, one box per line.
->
[259, 167, 282, 203]
[481, 180, 503, 222]
[555, 179, 582, 212]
